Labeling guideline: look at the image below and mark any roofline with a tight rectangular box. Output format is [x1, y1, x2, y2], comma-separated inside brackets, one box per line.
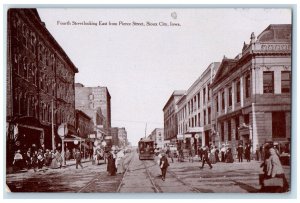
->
[162, 90, 186, 111]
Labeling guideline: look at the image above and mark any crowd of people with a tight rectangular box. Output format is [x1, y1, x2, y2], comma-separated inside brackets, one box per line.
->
[12, 147, 88, 172]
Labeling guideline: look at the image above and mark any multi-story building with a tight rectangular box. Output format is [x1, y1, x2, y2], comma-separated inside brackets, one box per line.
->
[118, 127, 128, 148]
[75, 83, 110, 140]
[211, 24, 291, 154]
[177, 63, 220, 150]
[109, 127, 119, 147]
[6, 9, 78, 164]
[163, 90, 185, 145]
[148, 128, 164, 149]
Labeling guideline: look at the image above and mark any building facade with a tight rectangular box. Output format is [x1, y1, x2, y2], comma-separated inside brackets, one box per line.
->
[75, 83, 111, 140]
[118, 127, 128, 148]
[6, 9, 78, 164]
[148, 128, 164, 149]
[177, 62, 220, 150]
[211, 24, 291, 154]
[163, 90, 185, 144]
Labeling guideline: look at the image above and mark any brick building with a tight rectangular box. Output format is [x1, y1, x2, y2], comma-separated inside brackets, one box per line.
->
[148, 128, 164, 149]
[211, 24, 291, 154]
[163, 90, 185, 145]
[6, 9, 78, 164]
[177, 62, 220, 150]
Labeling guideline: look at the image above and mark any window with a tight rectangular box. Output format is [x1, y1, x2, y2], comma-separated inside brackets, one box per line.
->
[208, 107, 211, 124]
[263, 71, 274, 93]
[203, 110, 206, 125]
[197, 92, 200, 108]
[221, 122, 224, 142]
[215, 96, 219, 112]
[228, 87, 232, 107]
[221, 91, 225, 109]
[203, 88, 206, 103]
[235, 117, 239, 140]
[207, 83, 210, 101]
[281, 71, 291, 93]
[244, 114, 250, 125]
[228, 121, 231, 141]
[272, 112, 286, 138]
[198, 113, 201, 126]
[245, 74, 251, 98]
[236, 80, 241, 103]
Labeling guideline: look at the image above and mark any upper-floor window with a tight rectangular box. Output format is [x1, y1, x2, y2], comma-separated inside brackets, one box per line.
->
[207, 83, 210, 101]
[236, 80, 241, 103]
[228, 86, 232, 107]
[245, 74, 251, 98]
[203, 88, 206, 104]
[215, 96, 219, 112]
[281, 71, 291, 93]
[221, 91, 225, 110]
[263, 71, 274, 93]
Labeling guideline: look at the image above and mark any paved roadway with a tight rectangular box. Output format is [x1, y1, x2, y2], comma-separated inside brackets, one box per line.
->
[6, 150, 291, 193]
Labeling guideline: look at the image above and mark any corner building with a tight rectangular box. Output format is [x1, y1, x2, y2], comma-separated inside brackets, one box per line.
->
[6, 9, 78, 164]
[211, 24, 291, 154]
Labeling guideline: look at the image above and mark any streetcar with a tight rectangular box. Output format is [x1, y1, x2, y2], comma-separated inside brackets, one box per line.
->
[138, 139, 155, 160]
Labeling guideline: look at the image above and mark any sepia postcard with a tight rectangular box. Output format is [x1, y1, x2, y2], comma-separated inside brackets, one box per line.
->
[4, 6, 294, 197]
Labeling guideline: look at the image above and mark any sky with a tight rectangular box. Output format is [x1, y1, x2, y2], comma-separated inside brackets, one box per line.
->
[36, 8, 291, 146]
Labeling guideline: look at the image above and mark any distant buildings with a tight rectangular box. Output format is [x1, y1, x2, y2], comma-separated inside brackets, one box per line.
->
[148, 128, 164, 149]
[6, 9, 78, 164]
[162, 91, 185, 145]
[163, 24, 291, 155]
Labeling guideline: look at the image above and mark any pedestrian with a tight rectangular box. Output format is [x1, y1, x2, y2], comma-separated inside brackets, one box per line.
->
[261, 148, 289, 192]
[13, 150, 23, 171]
[44, 149, 52, 167]
[107, 150, 116, 176]
[237, 144, 243, 162]
[31, 150, 38, 172]
[116, 150, 125, 174]
[200, 146, 213, 169]
[215, 146, 220, 162]
[210, 146, 216, 164]
[25, 150, 32, 170]
[245, 143, 251, 162]
[256, 146, 260, 161]
[159, 151, 169, 181]
[37, 149, 44, 169]
[75, 149, 84, 169]
[225, 148, 234, 163]
[221, 144, 226, 162]
[166, 147, 174, 163]
[65, 148, 71, 161]
[198, 147, 203, 161]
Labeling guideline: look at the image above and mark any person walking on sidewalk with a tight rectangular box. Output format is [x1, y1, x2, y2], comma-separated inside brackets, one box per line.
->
[237, 144, 244, 162]
[75, 149, 84, 169]
[159, 151, 169, 181]
[200, 146, 213, 169]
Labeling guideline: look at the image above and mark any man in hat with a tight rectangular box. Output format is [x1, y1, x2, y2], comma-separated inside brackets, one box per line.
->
[237, 144, 244, 162]
[159, 150, 169, 181]
[200, 146, 213, 169]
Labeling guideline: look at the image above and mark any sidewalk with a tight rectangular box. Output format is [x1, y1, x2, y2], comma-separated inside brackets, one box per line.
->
[6, 158, 98, 174]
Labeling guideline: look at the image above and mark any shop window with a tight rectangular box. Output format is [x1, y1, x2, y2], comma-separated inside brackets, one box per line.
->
[281, 71, 291, 93]
[221, 122, 224, 142]
[272, 112, 286, 138]
[263, 71, 274, 93]
[228, 121, 231, 141]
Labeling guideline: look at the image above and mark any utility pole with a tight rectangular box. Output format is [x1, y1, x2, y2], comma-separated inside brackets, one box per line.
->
[144, 123, 147, 138]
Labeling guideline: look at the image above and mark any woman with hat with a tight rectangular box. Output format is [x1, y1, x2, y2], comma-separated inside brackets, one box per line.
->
[159, 150, 169, 181]
[13, 150, 23, 171]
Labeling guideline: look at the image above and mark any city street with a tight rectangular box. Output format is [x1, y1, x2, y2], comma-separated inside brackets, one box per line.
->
[6, 150, 290, 193]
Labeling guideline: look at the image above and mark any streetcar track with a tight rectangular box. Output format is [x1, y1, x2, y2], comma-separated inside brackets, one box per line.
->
[142, 160, 162, 193]
[149, 159, 202, 193]
[116, 152, 135, 192]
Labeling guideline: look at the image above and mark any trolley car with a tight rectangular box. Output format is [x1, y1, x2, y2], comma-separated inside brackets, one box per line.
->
[138, 139, 155, 160]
